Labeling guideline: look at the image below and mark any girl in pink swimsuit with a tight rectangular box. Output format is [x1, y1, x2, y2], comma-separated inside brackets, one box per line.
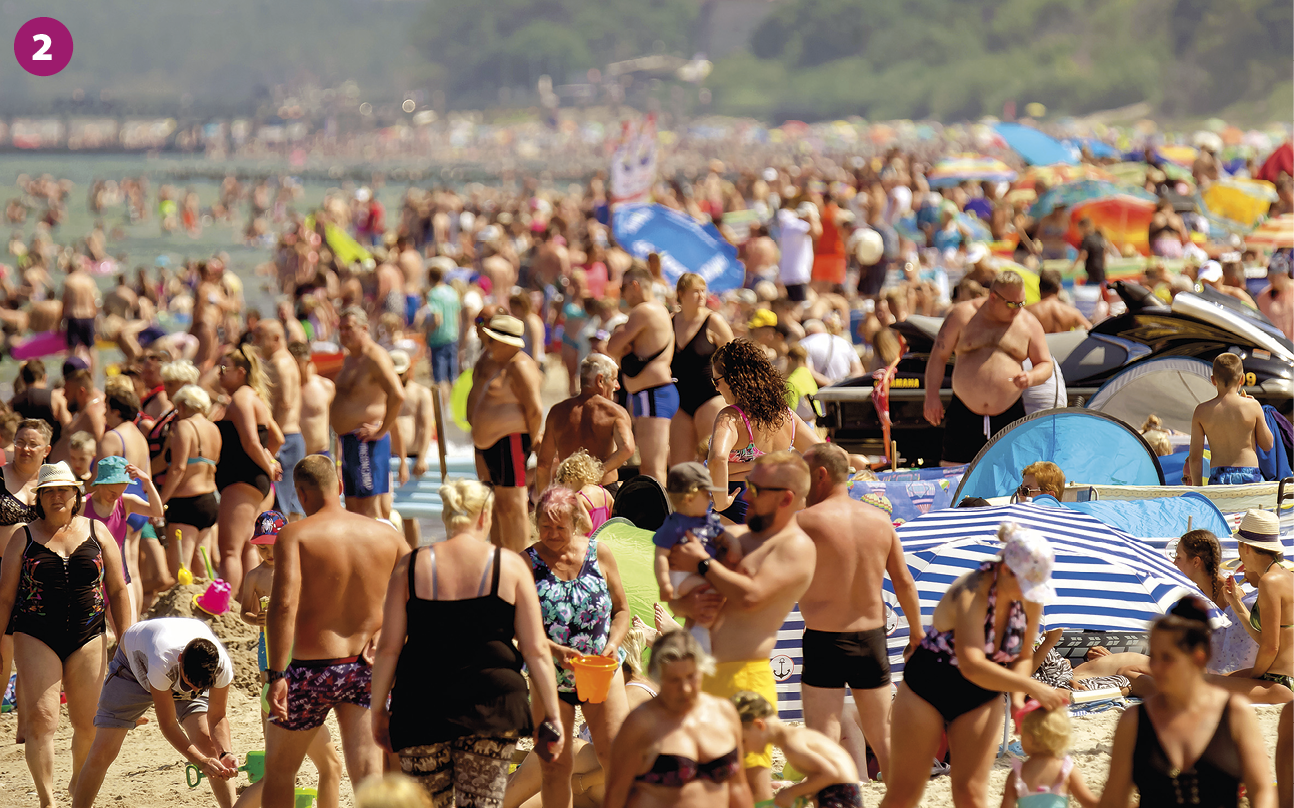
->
[554, 450, 614, 533]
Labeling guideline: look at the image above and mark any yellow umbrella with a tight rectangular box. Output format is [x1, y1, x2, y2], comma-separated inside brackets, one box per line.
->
[1202, 179, 1278, 228]
[993, 260, 1042, 304]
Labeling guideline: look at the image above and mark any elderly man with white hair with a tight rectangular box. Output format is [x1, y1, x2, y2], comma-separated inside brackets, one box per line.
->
[800, 316, 864, 387]
[534, 352, 636, 494]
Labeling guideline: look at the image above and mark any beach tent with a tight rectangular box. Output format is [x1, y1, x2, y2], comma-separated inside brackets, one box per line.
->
[954, 409, 1165, 502]
[1031, 493, 1232, 553]
[877, 503, 1226, 681]
[1085, 357, 1216, 435]
[994, 123, 1079, 166]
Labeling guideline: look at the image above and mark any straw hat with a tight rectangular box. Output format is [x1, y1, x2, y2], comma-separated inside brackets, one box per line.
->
[482, 315, 526, 348]
[388, 349, 411, 375]
[35, 461, 81, 490]
[1234, 509, 1284, 554]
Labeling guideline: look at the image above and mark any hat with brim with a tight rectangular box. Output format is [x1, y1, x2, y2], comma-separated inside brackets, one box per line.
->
[250, 510, 288, 545]
[389, 349, 411, 375]
[35, 461, 82, 490]
[91, 456, 131, 486]
[482, 314, 526, 348]
[1234, 509, 1284, 554]
[1000, 523, 1057, 604]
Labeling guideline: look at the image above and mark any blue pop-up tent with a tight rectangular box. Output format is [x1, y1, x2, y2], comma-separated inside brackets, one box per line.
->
[954, 409, 1164, 502]
[994, 123, 1080, 166]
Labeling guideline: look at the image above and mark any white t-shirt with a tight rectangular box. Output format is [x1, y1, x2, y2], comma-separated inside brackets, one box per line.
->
[885, 185, 913, 224]
[800, 332, 856, 385]
[777, 209, 813, 286]
[121, 618, 234, 694]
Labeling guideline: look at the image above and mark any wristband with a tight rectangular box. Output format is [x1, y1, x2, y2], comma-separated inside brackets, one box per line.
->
[696, 558, 711, 577]
[267, 669, 287, 683]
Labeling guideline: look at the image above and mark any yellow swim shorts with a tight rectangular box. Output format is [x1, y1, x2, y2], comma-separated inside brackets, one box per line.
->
[703, 659, 777, 769]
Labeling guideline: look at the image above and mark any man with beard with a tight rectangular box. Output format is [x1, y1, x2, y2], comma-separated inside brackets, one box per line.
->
[50, 366, 106, 464]
[667, 450, 816, 802]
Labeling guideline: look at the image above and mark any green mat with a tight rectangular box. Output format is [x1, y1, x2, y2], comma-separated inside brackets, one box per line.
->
[591, 518, 679, 628]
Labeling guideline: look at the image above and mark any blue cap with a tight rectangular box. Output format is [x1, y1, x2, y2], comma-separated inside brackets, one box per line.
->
[92, 456, 131, 486]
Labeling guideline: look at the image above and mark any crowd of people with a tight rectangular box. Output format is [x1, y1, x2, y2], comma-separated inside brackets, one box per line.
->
[0, 132, 1289, 808]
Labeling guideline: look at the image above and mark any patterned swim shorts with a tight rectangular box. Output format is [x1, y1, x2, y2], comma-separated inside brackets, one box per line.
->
[270, 656, 372, 732]
[399, 732, 519, 808]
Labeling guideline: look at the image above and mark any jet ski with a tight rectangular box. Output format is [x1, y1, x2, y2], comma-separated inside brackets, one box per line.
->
[814, 282, 1294, 462]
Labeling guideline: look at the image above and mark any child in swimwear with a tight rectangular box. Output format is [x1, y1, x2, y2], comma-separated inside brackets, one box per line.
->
[1186, 352, 1274, 486]
[1001, 700, 1099, 808]
[731, 691, 861, 808]
[653, 462, 737, 654]
[237, 511, 343, 808]
[554, 450, 615, 534]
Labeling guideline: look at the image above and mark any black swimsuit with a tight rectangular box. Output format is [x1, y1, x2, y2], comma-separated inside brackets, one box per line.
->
[635, 747, 742, 787]
[671, 313, 721, 417]
[216, 421, 272, 497]
[1132, 700, 1243, 807]
[11, 524, 107, 661]
[622, 341, 671, 379]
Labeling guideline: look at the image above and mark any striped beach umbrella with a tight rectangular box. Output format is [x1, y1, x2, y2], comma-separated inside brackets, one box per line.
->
[1014, 163, 1116, 192]
[880, 502, 1224, 681]
[1247, 214, 1294, 251]
[927, 154, 1018, 188]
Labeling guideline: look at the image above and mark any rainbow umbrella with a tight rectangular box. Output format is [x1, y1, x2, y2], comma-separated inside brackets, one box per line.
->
[1064, 195, 1158, 256]
[927, 154, 1018, 187]
[1247, 214, 1294, 251]
[1031, 180, 1156, 218]
[1201, 179, 1279, 229]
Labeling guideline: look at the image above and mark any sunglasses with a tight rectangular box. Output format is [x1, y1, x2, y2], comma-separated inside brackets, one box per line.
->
[1016, 485, 1041, 499]
[992, 289, 1026, 309]
[746, 481, 791, 497]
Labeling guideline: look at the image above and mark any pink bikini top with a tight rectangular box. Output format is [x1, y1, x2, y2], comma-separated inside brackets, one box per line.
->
[727, 405, 795, 463]
[579, 490, 612, 532]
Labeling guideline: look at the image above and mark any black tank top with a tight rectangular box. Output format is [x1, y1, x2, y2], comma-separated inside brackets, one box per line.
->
[11, 387, 59, 446]
[388, 546, 533, 749]
[1132, 700, 1242, 807]
[671, 313, 720, 395]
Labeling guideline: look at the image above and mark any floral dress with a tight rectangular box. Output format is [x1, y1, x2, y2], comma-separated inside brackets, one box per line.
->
[527, 538, 619, 693]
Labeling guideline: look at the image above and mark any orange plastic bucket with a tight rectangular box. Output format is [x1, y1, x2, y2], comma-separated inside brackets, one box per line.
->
[571, 655, 618, 703]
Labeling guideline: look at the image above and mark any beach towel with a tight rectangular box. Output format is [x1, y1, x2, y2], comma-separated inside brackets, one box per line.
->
[1259, 405, 1293, 482]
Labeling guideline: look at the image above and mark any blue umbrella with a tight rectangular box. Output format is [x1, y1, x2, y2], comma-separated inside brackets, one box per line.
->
[611, 203, 744, 293]
[995, 122, 1080, 166]
[1065, 138, 1121, 159]
[879, 503, 1227, 680]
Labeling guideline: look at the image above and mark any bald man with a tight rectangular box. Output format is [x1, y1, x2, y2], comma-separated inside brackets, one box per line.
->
[669, 450, 817, 802]
[264, 455, 405, 808]
[256, 319, 305, 519]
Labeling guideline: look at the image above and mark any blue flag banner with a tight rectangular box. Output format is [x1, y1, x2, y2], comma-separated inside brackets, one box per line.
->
[612, 203, 745, 293]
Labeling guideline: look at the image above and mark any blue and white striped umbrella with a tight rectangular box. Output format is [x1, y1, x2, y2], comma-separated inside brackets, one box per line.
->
[879, 502, 1225, 682]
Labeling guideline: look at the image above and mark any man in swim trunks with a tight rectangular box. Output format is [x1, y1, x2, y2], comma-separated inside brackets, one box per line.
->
[796, 443, 924, 781]
[290, 341, 335, 457]
[535, 353, 636, 493]
[607, 265, 676, 484]
[264, 456, 404, 808]
[668, 450, 817, 802]
[923, 270, 1053, 465]
[62, 257, 101, 369]
[255, 320, 306, 520]
[389, 348, 435, 547]
[466, 314, 543, 552]
[329, 307, 406, 518]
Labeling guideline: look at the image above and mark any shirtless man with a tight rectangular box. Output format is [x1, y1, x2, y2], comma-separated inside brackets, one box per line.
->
[62, 258, 100, 367]
[796, 443, 924, 780]
[256, 320, 306, 520]
[466, 314, 544, 552]
[1025, 270, 1091, 333]
[290, 341, 335, 456]
[532, 227, 570, 290]
[924, 271, 1053, 466]
[606, 266, 676, 484]
[1186, 352, 1274, 487]
[535, 353, 635, 493]
[277, 300, 308, 345]
[329, 307, 406, 518]
[388, 349, 434, 548]
[51, 367, 106, 464]
[668, 450, 817, 802]
[394, 236, 426, 325]
[190, 262, 233, 371]
[264, 456, 405, 808]
[1257, 253, 1293, 342]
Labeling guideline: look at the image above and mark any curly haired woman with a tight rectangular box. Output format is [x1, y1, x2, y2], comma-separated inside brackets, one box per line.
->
[707, 339, 819, 523]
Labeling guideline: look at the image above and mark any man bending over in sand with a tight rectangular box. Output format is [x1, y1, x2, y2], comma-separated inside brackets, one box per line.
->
[262, 455, 406, 808]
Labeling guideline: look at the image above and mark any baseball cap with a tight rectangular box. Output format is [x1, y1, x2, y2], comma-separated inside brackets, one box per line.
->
[666, 462, 724, 494]
[250, 510, 288, 545]
[1198, 260, 1223, 283]
[747, 309, 778, 330]
[999, 523, 1056, 604]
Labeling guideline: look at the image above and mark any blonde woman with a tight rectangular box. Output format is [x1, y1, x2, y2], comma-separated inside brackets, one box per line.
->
[159, 384, 222, 582]
[555, 449, 614, 532]
[215, 345, 283, 597]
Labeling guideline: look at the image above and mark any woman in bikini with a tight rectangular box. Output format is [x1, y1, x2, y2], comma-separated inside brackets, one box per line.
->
[706, 339, 819, 524]
[604, 630, 753, 808]
[1099, 596, 1275, 808]
[1223, 510, 1294, 694]
[157, 384, 222, 584]
[670, 273, 733, 466]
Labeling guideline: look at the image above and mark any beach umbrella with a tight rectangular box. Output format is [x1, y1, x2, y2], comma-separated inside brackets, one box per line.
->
[994, 123, 1079, 166]
[611, 203, 744, 292]
[1064, 194, 1158, 255]
[881, 503, 1227, 679]
[1014, 163, 1116, 192]
[1201, 179, 1279, 229]
[1155, 145, 1199, 168]
[927, 154, 1018, 187]
[1030, 180, 1155, 218]
[1247, 214, 1294, 251]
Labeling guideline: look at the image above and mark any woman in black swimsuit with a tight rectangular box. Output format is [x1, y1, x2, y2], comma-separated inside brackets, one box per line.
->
[0, 461, 131, 807]
[1100, 596, 1275, 808]
[604, 630, 751, 808]
[214, 346, 283, 600]
[669, 274, 733, 466]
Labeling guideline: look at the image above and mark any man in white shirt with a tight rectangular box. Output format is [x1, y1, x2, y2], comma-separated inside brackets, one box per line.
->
[800, 319, 864, 386]
[74, 618, 238, 808]
[777, 202, 820, 302]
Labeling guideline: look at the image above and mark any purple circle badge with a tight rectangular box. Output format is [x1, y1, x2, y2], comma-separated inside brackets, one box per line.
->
[14, 18, 73, 77]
